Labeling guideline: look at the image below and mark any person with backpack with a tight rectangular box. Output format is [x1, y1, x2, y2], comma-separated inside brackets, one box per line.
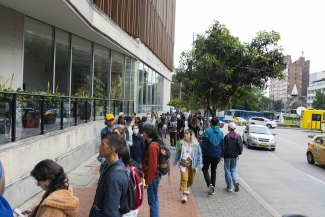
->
[89, 133, 130, 217]
[141, 125, 165, 217]
[172, 129, 203, 203]
[168, 116, 178, 149]
[158, 117, 167, 142]
[222, 122, 243, 193]
[0, 161, 13, 217]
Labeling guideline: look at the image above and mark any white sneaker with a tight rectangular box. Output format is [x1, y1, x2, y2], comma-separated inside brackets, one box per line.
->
[182, 194, 187, 203]
[208, 184, 215, 195]
[184, 187, 190, 195]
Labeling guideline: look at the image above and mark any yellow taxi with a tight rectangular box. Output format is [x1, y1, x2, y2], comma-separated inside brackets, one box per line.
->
[232, 117, 247, 126]
[306, 135, 325, 165]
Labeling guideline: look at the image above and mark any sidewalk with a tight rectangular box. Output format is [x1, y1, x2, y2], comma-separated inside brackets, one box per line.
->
[19, 136, 280, 217]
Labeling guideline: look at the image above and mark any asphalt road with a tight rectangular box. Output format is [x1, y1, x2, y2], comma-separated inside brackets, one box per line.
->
[220, 124, 325, 217]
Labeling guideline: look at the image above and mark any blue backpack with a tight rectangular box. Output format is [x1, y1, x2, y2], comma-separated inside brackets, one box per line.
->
[0, 162, 13, 217]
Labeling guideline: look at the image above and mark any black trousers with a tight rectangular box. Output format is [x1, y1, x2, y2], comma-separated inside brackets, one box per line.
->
[177, 131, 184, 141]
[170, 132, 177, 147]
[202, 155, 220, 187]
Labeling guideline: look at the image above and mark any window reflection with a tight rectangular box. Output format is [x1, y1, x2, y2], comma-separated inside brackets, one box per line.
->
[23, 17, 53, 93]
[71, 35, 92, 96]
[143, 66, 148, 112]
[137, 62, 143, 113]
[111, 51, 124, 100]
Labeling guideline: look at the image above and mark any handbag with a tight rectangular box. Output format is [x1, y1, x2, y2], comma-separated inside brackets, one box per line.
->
[180, 159, 191, 167]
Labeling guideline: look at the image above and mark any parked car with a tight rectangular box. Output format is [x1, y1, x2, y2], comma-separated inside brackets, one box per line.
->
[232, 117, 247, 125]
[242, 125, 276, 150]
[249, 117, 277, 128]
[306, 135, 325, 165]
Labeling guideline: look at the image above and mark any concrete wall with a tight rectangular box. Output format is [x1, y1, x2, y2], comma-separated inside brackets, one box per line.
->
[0, 4, 24, 90]
[1, 120, 102, 208]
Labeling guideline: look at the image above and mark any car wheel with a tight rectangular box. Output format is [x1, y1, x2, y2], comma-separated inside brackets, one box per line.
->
[271, 148, 275, 151]
[242, 135, 245, 144]
[307, 152, 315, 164]
[267, 124, 272, 129]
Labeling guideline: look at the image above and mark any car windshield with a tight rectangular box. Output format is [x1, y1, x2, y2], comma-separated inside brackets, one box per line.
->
[250, 126, 272, 135]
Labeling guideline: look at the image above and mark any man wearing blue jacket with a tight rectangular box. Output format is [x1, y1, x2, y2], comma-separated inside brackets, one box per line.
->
[90, 133, 128, 217]
[202, 117, 224, 195]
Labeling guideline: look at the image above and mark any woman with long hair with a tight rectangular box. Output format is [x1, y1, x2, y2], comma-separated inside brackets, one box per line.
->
[22, 159, 79, 217]
[189, 116, 200, 138]
[172, 129, 203, 203]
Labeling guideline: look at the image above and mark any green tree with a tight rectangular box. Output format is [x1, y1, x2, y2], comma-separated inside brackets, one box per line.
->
[176, 21, 286, 117]
[312, 91, 325, 109]
[231, 86, 269, 111]
[167, 98, 185, 111]
[273, 99, 283, 111]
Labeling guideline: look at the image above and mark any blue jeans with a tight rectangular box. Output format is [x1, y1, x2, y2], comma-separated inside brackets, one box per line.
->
[147, 175, 161, 217]
[224, 158, 237, 189]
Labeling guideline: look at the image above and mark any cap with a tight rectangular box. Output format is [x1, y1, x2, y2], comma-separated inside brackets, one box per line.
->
[118, 112, 124, 117]
[228, 122, 236, 129]
[105, 114, 114, 121]
[125, 116, 132, 123]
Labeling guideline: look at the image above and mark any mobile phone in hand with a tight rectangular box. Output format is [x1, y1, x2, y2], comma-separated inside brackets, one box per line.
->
[13, 208, 24, 216]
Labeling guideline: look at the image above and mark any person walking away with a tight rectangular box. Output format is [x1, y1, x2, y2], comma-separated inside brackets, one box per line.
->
[130, 124, 146, 166]
[201, 118, 224, 195]
[172, 129, 203, 203]
[168, 116, 178, 150]
[98, 114, 115, 173]
[177, 114, 185, 141]
[141, 125, 162, 217]
[157, 117, 167, 142]
[89, 133, 128, 217]
[222, 122, 242, 192]
[22, 159, 79, 217]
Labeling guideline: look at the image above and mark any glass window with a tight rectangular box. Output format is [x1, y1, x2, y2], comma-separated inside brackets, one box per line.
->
[55, 28, 70, 95]
[24, 17, 54, 93]
[152, 71, 156, 110]
[71, 35, 92, 96]
[93, 44, 110, 99]
[111, 51, 124, 100]
[137, 62, 143, 113]
[124, 57, 131, 101]
[131, 59, 137, 113]
[143, 65, 148, 111]
[148, 68, 153, 109]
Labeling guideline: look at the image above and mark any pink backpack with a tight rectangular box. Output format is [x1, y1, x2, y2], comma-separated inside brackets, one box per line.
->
[126, 165, 143, 210]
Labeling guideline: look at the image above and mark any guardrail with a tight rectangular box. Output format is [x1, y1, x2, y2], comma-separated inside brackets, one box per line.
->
[0, 91, 134, 143]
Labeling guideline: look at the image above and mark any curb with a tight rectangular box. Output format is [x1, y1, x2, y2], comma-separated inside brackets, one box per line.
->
[220, 162, 281, 217]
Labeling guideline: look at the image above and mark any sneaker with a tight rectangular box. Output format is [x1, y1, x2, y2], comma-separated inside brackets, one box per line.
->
[184, 187, 190, 195]
[208, 184, 215, 195]
[234, 183, 240, 192]
[225, 188, 232, 192]
[182, 194, 187, 203]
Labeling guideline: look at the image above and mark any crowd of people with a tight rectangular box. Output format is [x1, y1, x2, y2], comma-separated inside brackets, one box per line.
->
[0, 111, 243, 217]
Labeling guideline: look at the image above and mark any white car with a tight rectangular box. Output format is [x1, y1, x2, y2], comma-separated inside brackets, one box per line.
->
[242, 125, 276, 151]
[249, 117, 277, 129]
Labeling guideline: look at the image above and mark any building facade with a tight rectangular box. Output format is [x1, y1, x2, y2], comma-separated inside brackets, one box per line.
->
[269, 55, 310, 108]
[307, 71, 325, 107]
[0, 0, 175, 208]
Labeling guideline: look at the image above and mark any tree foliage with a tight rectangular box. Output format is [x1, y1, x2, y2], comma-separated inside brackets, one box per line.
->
[176, 21, 286, 117]
[312, 91, 325, 110]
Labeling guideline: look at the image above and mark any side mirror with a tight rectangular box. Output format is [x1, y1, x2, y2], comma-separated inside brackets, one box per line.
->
[273, 134, 276, 136]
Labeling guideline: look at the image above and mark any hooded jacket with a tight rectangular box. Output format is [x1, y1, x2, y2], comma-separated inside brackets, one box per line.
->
[223, 132, 242, 158]
[202, 126, 224, 158]
[30, 185, 79, 217]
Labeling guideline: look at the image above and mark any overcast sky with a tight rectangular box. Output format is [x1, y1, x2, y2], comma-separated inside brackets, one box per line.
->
[174, 0, 325, 74]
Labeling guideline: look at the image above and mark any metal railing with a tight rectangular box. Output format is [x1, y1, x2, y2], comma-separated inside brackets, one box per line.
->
[0, 91, 134, 143]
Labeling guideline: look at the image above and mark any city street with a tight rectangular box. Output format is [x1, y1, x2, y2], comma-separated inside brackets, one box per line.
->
[220, 124, 325, 217]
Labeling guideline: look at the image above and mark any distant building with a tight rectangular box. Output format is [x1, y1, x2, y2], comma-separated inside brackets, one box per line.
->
[307, 71, 325, 107]
[269, 55, 310, 109]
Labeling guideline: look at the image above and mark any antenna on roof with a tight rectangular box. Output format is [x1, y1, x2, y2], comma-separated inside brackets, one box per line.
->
[301, 51, 304, 57]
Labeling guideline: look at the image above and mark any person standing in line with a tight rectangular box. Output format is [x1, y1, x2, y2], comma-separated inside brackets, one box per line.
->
[130, 124, 146, 166]
[141, 125, 161, 217]
[89, 133, 128, 217]
[168, 116, 178, 150]
[201, 117, 224, 195]
[157, 117, 166, 142]
[136, 117, 144, 135]
[131, 112, 136, 125]
[222, 122, 242, 192]
[98, 114, 115, 174]
[172, 129, 203, 203]
[177, 114, 185, 141]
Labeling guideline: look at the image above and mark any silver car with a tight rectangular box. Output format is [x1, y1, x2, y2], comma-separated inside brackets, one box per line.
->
[242, 125, 276, 151]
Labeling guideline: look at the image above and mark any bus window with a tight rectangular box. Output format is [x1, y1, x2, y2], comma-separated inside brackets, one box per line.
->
[323, 113, 325, 120]
[234, 111, 241, 117]
[312, 114, 321, 121]
[301, 111, 304, 119]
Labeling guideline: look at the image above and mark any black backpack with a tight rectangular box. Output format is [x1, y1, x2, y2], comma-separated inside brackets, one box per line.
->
[104, 166, 135, 214]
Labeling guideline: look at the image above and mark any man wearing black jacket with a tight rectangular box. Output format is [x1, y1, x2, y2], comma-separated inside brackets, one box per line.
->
[222, 122, 242, 193]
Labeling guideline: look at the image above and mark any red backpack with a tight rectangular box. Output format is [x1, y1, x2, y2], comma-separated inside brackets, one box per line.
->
[126, 165, 143, 210]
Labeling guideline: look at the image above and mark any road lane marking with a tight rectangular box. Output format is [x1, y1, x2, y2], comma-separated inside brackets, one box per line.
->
[267, 151, 275, 156]
[276, 136, 305, 148]
[307, 174, 325, 185]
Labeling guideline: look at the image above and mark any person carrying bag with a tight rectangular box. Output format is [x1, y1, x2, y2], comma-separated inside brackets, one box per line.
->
[172, 129, 203, 203]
